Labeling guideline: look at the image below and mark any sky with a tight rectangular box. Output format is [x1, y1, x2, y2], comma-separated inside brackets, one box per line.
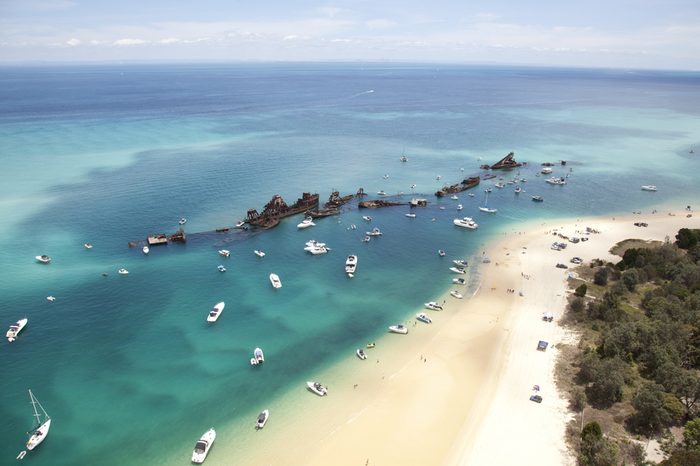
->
[1, 0, 699, 69]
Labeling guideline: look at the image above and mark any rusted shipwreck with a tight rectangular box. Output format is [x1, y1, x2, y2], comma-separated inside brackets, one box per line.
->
[307, 188, 366, 218]
[246, 192, 319, 229]
[480, 152, 522, 170]
[358, 199, 406, 208]
[435, 176, 480, 197]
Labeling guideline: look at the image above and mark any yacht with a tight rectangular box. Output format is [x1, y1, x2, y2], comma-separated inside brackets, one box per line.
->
[305, 244, 329, 255]
[450, 290, 464, 299]
[254, 250, 266, 258]
[377, 190, 387, 196]
[479, 206, 497, 213]
[250, 347, 265, 365]
[307, 381, 328, 396]
[345, 255, 358, 276]
[450, 195, 459, 200]
[84, 243, 93, 249]
[531, 195, 544, 202]
[424, 301, 444, 311]
[25, 390, 51, 451]
[304, 240, 327, 249]
[142, 246, 149, 255]
[46, 296, 56, 302]
[453, 259, 468, 267]
[366, 227, 382, 236]
[207, 302, 225, 322]
[453, 217, 478, 229]
[541, 167, 553, 174]
[362, 215, 372, 222]
[545, 177, 566, 185]
[218, 249, 230, 257]
[449, 266, 466, 274]
[35, 255, 51, 264]
[641, 185, 657, 192]
[269, 273, 282, 289]
[297, 218, 316, 229]
[256, 410, 269, 429]
[453, 277, 466, 285]
[416, 312, 432, 324]
[179, 217, 187, 225]
[405, 213, 416, 218]
[356, 348, 367, 360]
[388, 324, 408, 334]
[118, 268, 129, 275]
[457, 204, 463, 211]
[191, 428, 216, 464]
[217, 265, 226, 272]
[514, 186, 522, 194]
[494, 182, 505, 189]
[6, 318, 28, 342]
[438, 250, 446, 257]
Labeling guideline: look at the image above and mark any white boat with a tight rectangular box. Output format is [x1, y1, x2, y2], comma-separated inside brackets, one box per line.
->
[356, 348, 367, 360]
[484, 187, 492, 193]
[217, 265, 226, 272]
[179, 217, 187, 225]
[142, 246, 149, 255]
[366, 227, 382, 236]
[456, 204, 463, 210]
[218, 249, 230, 257]
[6, 318, 28, 342]
[345, 255, 358, 276]
[118, 268, 129, 275]
[452, 277, 466, 285]
[362, 235, 371, 242]
[307, 381, 328, 396]
[191, 428, 216, 464]
[388, 324, 408, 334]
[438, 250, 446, 257]
[494, 182, 505, 189]
[254, 347, 265, 363]
[416, 313, 432, 324]
[305, 245, 329, 255]
[449, 267, 466, 274]
[424, 301, 443, 311]
[46, 296, 56, 302]
[479, 206, 497, 213]
[545, 177, 566, 185]
[234, 220, 246, 229]
[35, 255, 51, 264]
[269, 273, 282, 289]
[450, 290, 464, 299]
[405, 213, 416, 218]
[377, 190, 387, 196]
[541, 167, 553, 174]
[256, 410, 269, 429]
[207, 302, 225, 322]
[450, 195, 459, 200]
[531, 195, 544, 202]
[453, 217, 478, 229]
[514, 186, 522, 194]
[453, 259, 468, 267]
[641, 185, 657, 191]
[25, 390, 51, 451]
[84, 243, 93, 249]
[254, 250, 265, 257]
[297, 218, 316, 229]
[362, 216, 372, 222]
[400, 154, 408, 162]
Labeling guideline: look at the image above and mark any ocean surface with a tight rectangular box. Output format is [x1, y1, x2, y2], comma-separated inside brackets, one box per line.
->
[1, 63, 699, 465]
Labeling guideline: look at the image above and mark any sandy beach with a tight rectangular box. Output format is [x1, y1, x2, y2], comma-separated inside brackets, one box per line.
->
[223, 206, 700, 466]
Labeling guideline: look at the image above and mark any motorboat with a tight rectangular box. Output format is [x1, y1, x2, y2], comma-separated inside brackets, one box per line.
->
[249, 347, 265, 365]
[142, 246, 149, 255]
[545, 177, 566, 185]
[450, 290, 464, 299]
[362, 216, 372, 222]
[256, 410, 269, 429]
[207, 302, 225, 322]
[452, 277, 466, 285]
[405, 213, 416, 218]
[494, 182, 505, 189]
[304, 240, 327, 249]
[453, 217, 478, 229]
[366, 342, 376, 348]
[456, 204, 463, 210]
[234, 220, 246, 229]
[6, 318, 28, 342]
[541, 167, 553, 174]
[345, 255, 358, 276]
[218, 249, 230, 257]
[25, 390, 51, 451]
[416, 313, 432, 324]
[514, 186, 522, 194]
[35, 255, 51, 264]
[453, 259, 468, 267]
[424, 301, 444, 311]
[307, 381, 328, 396]
[46, 296, 56, 302]
[179, 217, 187, 225]
[388, 324, 408, 334]
[217, 265, 226, 272]
[305, 245, 329, 255]
[362, 235, 371, 242]
[254, 250, 265, 257]
[297, 217, 316, 229]
[269, 273, 282, 289]
[641, 185, 657, 192]
[356, 348, 367, 360]
[191, 428, 216, 464]
[438, 250, 446, 257]
[450, 195, 459, 200]
[377, 190, 387, 196]
[366, 227, 382, 236]
[479, 206, 497, 213]
[118, 268, 129, 275]
[468, 192, 475, 197]
[449, 266, 466, 274]
[350, 224, 357, 230]
[400, 154, 408, 162]
[531, 195, 544, 202]
[84, 243, 93, 249]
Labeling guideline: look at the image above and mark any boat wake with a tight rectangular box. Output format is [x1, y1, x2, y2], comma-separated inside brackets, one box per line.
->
[348, 89, 375, 98]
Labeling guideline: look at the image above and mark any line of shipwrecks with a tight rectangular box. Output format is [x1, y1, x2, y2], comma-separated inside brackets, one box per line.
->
[131, 152, 522, 245]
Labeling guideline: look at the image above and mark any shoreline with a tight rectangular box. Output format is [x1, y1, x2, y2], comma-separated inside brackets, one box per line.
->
[183, 204, 700, 466]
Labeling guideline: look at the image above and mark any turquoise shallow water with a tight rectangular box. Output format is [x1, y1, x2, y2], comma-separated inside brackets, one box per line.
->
[1, 63, 700, 465]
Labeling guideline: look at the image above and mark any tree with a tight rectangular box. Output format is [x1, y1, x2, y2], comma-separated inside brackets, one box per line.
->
[629, 382, 674, 434]
[594, 267, 609, 286]
[623, 269, 640, 292]
[575, 284, 588, 297]
[571, 385, 587, 411]
[684, 417, 700, 451]
[571, 296, 585, 313]
[588, 359, 626, 407]
[580, 422, 620, 466]
[676, 228, 700, 250]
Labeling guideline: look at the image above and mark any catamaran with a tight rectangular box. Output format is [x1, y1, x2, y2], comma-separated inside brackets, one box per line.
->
[25, 389, 51, 451]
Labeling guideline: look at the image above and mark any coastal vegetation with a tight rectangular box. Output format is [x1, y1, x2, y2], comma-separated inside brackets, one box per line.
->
[559, 229, 700, 465]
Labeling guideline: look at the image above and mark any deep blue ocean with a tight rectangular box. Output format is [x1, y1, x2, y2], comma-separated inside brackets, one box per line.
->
[1, 63, 699, 465]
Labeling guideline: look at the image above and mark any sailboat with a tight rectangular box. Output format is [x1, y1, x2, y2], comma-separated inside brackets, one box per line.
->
[25, 389, 51, 451]
[479, 190, 497, 213]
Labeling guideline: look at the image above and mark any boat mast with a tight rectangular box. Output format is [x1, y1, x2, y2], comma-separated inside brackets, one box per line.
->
[28, 390, 48, 428]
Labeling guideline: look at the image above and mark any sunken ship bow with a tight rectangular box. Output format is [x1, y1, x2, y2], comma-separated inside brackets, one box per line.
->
[246, 192, 319, 229]
[435, 176, 480, 197]
[480, 151, 522, 170]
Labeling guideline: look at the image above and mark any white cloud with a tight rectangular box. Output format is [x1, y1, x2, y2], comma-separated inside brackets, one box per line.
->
[66, 38, 80, 46]
[159, 38, 181, 44]
[365, 19, 396, 30]
[113, 38, 148, 46]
